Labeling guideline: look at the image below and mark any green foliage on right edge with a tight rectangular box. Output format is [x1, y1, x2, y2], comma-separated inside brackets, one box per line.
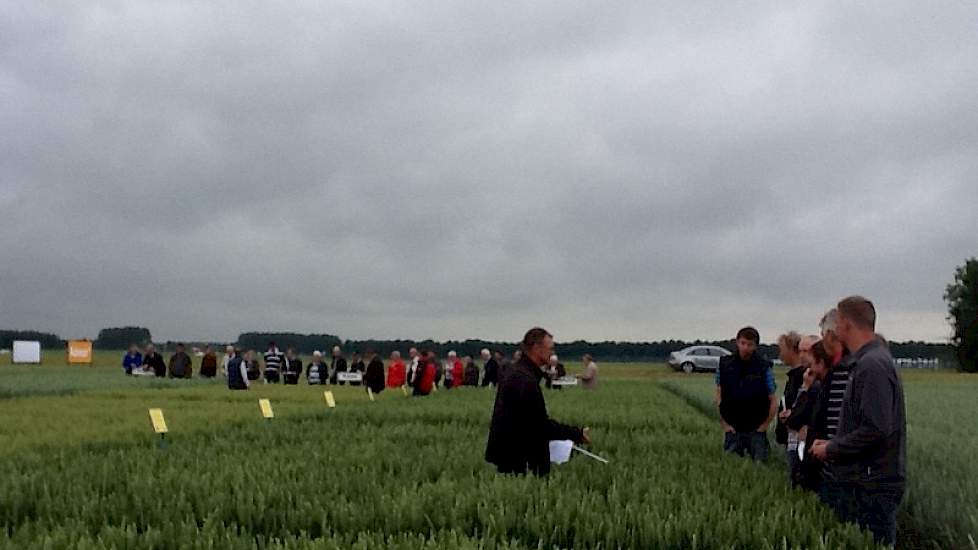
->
[945, 257, 978, 373]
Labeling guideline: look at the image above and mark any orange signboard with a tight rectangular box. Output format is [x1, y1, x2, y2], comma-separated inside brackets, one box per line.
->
[67, 340, 93, 364]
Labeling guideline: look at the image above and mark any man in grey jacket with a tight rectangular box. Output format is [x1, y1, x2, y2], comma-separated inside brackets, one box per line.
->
[811, 296, 906, 547]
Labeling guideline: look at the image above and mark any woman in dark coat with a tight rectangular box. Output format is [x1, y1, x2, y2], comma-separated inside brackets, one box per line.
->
[364, 351, 385, 394]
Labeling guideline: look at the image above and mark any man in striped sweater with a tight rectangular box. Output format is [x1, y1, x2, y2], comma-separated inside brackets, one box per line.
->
[263, 341, 284, 384]
[809, 310, 851, 503]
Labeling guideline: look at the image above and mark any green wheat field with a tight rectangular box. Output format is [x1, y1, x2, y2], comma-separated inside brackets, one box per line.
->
[0, 352, 975, 549]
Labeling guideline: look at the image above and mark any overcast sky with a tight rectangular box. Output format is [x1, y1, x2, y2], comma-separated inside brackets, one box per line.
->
[2, 2, 976, 344]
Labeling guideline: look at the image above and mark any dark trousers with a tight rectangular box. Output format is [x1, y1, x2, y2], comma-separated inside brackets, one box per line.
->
[821, 481, 902, 547]
[724, 431, 769, 462]
[786, 447, 802, 484]
[264, 370, 279, 383]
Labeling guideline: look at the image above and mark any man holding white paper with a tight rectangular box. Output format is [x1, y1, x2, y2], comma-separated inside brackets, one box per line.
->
[485, 327, 591, 476]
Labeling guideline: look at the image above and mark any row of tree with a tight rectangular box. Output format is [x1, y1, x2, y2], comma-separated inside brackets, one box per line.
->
[4, 256, 974, 369]
[0, 330, 62, 350]
[0, 329, 959, 363]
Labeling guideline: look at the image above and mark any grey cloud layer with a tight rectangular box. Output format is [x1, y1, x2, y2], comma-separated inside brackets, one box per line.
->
[2, 2, 977, 343]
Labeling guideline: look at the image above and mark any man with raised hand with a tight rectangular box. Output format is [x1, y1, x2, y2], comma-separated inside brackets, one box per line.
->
[810, 297, 906, 546]
[485, 327, 591, 476]
[715, 327, 777, 462]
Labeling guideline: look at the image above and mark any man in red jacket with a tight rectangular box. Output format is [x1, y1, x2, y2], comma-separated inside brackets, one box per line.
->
[387, 351, 406, 388]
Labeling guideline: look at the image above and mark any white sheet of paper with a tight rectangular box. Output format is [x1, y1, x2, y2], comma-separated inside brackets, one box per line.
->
[549, 440, 574, 464]
[797, 441, 806, 460]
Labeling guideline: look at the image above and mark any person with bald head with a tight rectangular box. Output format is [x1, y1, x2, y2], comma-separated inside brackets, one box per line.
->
[485, 328, 591, 476]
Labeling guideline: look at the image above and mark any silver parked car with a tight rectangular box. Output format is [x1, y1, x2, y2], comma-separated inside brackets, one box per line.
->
[668, 346, 731, 374]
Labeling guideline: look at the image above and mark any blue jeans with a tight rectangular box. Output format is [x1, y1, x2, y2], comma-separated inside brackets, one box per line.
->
[723, 431, 769, 462]
[821, 481, 903, 547]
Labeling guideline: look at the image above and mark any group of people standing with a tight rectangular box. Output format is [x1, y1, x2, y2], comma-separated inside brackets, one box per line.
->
[123, 342, 200, 379]
[124, 340, 598, 395]
[715, 296, 907, 546]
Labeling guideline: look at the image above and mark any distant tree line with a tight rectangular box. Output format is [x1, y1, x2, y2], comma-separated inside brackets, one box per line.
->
[0, 330, 62, 349]
[1, 327, 956, 364]
[94, 327, 153, 349]
[236, 332, 343, 354]
[232, 334, 953, 363]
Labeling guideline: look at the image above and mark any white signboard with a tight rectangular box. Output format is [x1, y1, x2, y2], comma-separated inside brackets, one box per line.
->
[337, 372, 363, 383]
[552, 376, 578, 386]
[12, 340, 41, 364]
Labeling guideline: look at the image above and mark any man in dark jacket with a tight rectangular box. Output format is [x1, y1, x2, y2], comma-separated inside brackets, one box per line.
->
[485, 327, 591, 476]
[168, 343, 192, 379]
[330, 346, 348, 385]
[199, 345, 218, 378]
[481, 349, 499, 387]
[811, 297, 906, 547]
[226, 348, 249, 390]
[364, 350, 385, 394]
[142, 344, 166, 378]
[463, 356, 480, 386]
[348, 352, 365, 386]
[282, 347, 302, 385]
[715, 327, 777, 462]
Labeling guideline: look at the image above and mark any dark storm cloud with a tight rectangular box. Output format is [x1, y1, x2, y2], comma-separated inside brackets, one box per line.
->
[2, 2, 977, 343]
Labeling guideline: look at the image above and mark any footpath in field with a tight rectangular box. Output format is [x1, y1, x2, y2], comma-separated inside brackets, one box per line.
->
[0, 376, 880, 549]
[661, 371, 978, 550]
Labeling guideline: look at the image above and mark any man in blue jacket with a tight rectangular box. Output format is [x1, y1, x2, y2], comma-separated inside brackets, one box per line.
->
[122, 344, 143, 376]
[715, 326, 777, 461]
